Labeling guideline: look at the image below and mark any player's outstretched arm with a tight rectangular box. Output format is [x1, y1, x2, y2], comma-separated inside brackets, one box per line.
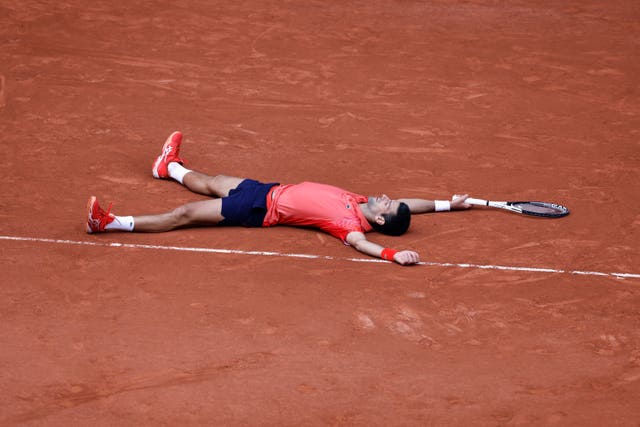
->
[345, 231, 420, 266]
[398, 194, 472, 214]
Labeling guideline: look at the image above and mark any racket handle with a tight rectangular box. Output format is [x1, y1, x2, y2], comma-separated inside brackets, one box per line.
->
[463, 197, 489, 206]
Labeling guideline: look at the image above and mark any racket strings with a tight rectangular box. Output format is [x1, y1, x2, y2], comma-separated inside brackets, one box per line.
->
[513, 202, 569, 216]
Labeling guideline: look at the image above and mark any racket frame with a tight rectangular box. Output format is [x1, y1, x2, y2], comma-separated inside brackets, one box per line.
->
[464, 197, 569, 218]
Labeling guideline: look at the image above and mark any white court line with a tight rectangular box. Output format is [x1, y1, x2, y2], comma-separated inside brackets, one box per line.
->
[1, 235, 639, 280]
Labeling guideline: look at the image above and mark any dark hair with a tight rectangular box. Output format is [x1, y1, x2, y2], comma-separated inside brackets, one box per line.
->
[371, 202, 411, 236]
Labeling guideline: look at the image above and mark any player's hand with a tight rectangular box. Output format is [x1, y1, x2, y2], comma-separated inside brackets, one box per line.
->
[451, 194, 472, 210]
[393, 250, 420, 265]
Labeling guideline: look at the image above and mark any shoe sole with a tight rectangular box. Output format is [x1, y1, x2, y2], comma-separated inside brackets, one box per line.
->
[86, 196, 97, 233]
[152, 131, 182, 179]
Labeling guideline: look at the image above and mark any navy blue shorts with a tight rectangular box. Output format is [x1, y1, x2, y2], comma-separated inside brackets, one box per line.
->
[220, 179, 279, 227]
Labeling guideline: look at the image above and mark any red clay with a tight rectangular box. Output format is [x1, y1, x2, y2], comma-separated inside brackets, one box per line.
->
[1, 1, 639, 425]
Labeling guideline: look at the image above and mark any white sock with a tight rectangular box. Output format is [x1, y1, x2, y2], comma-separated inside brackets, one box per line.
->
[168, 162, 191, 184]
[105, 216, 135, 232]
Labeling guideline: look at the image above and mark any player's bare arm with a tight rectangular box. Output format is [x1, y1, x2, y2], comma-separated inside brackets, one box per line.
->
[398, 194, 472, 214]
[345, 231, 420, 266]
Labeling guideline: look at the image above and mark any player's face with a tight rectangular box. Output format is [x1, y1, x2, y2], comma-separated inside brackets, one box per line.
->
[368, 194, 400, 216]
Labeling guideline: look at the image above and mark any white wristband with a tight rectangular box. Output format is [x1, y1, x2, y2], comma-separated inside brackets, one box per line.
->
[434, 200, 451, 212]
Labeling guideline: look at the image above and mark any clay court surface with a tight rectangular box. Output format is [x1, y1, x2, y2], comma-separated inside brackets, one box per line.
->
[1, 1, 639, 425]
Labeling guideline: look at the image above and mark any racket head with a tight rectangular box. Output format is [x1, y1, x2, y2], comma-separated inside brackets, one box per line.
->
[508, 201, 570, 218]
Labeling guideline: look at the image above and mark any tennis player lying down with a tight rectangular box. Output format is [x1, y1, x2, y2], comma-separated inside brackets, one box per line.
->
[86, 132, 471, 266]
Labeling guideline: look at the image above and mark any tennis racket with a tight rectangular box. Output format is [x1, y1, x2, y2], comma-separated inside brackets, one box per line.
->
[465, 197, 570, 218]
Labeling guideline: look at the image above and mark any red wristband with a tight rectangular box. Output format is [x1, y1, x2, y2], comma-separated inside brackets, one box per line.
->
[381, 248, 398, 261]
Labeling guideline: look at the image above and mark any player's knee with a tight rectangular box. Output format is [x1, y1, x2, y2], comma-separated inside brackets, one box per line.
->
[171, 205, 195, 227]
[206, 176, 222, 194]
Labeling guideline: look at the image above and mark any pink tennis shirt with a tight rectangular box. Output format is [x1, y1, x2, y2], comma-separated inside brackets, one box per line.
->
[263, 182, 373, 242]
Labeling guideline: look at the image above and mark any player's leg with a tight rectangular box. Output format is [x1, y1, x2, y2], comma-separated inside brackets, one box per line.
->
[152, 131, 245, 197]
[86, 196, 224, 233]
[182, 172, 244, 197]
[132, 199, 224, 232]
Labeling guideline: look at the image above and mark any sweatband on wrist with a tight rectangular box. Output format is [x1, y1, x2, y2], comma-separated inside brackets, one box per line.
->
[381, 248, 398, 261]
[434, 200, 451, 212]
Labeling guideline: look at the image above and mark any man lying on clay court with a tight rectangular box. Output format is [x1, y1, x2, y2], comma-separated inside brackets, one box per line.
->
[86, 131, 471, 265]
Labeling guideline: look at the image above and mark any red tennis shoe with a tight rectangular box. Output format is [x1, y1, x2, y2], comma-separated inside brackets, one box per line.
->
[152, 131, 184, 179]
[86, 196, 115, 233]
